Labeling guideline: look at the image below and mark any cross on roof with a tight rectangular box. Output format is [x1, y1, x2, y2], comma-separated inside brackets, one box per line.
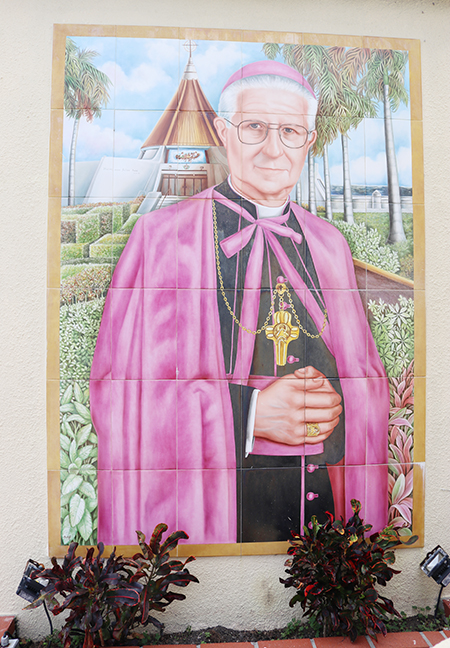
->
[183, 40, 197, 58]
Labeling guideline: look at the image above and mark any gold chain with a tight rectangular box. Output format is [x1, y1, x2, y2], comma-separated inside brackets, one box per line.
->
[212, 200, 328, 339]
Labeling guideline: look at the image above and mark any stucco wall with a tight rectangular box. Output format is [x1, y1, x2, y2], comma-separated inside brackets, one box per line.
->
[1, 0, 449, 638]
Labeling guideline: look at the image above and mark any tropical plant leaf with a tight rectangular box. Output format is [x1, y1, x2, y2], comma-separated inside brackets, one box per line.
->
[69, 493, 86, 527]
[77, 424, 92, 446]
[77, 508, 93, 541]
[62, 473, 83, 495]
[78, 481, 96, 499]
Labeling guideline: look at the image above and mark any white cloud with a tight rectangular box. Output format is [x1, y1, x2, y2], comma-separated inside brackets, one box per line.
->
[396, 146, 412, 186]
[145, 40, 180, 67]
[63, 116, 142, 160]
[100, 60, 172, 95]
[193, 43, 242, 84]
[329, 147, 411, 187]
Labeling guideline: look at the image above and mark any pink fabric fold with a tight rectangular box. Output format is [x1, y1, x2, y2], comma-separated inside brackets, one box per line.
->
[90, 185, 389, 545]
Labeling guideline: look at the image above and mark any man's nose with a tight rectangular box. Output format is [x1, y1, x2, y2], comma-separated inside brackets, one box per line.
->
[262, 127, 284, 157]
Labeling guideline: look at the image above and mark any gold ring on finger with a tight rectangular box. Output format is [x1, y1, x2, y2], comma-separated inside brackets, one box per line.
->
[306, 423, 320, 437]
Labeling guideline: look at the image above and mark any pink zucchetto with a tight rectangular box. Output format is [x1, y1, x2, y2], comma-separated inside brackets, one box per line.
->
[221, 60, 316, 100]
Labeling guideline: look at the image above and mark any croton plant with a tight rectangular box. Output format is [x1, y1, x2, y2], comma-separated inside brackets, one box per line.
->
[26, 524, 198, 648]
[280, 499, 417, 642]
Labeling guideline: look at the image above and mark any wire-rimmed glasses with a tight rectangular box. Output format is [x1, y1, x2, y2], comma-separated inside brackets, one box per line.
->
[224, 118, 312, 149]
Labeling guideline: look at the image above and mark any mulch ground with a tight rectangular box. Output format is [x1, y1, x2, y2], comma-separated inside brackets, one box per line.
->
[19, 615, 449, 647]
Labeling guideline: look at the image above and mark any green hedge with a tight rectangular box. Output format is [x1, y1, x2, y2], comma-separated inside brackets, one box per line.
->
[61, 243, 89, 261]
[60, 298, 105, 380]
[118, 212, 140, 235]
[90, 233, 130, 259]
[76, 211, 101, 245]
[331, 221, 400, 274]
[61, 266, 112, 304]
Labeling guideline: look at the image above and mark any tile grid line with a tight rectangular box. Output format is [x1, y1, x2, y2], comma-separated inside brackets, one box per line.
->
[420, 631, 434, 647]
[366, 636, 376, 648]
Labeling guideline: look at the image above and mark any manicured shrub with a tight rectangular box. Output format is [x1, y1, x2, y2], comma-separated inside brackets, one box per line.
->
[61, 265, 112, 305]
[331, 221, 400, 274]
[118, 211, 140, 234]
[76, 211, 101, 245]
[61, 220, 76, 244]
[59, 298, 105, 380]
[89, 234, 130, 259]
[61, 243, 88, 262]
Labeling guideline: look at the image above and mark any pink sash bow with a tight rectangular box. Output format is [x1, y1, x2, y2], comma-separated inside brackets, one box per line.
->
[213, 193, 333, 382]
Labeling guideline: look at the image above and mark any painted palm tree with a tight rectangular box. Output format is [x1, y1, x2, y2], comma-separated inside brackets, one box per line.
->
[263, 44, 376, 222]
[328, 47, 377, 223]
[263, 43, 340, 217]
[64, 38, 111, 206]
[359, 49, 408, 243]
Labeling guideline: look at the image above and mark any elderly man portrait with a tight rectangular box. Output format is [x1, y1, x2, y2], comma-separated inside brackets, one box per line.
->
[90, 60, 389, 546]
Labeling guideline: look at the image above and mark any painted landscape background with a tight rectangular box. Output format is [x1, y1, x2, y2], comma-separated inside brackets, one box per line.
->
[58, 34, 416, 548]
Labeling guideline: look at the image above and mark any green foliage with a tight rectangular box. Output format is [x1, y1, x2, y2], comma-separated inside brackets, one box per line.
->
[60, 298, 105, 379]
[89, 233, 130, 259]
[118, 211, 141, 235]
[61, 263, 110, 280]
[61, 243, 88, 262]
[331, 220, 400, 273]
[61, 266, 112, 305]
[368, 296, 414, 378]
[26, 526, 198, 648]
[61, 207, 91, 216]
[60, 381, 98, 545]
[280, 618, 303, 638]
[65, 38, 111, 121]
[281, 499, 417, 643]
[75, 211, 101, 245]
[386, 606, 444, 633]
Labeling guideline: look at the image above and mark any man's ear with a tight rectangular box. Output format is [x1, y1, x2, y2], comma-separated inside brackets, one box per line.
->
[307, 129, 318, 149]
[214, 117, 228, 147]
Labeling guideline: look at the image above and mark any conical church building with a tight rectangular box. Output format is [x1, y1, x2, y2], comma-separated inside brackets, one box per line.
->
[138, 43, 229, 211]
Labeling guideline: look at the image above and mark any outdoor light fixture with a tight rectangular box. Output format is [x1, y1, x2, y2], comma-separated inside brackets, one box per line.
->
[420, 545, 450, 617]
[16, 559, 53, 634]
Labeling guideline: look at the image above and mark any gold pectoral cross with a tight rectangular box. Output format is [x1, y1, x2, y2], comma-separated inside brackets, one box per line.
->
[265, 310, 300, 366]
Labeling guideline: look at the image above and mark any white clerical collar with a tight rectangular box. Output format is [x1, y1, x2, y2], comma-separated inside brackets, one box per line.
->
[227, 177, 289, 219]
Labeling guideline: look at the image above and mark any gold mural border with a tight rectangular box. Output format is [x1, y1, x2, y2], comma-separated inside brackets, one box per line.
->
[48, 24, 425, 557]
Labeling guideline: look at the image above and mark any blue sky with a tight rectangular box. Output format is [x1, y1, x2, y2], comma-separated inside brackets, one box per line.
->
[63, 37, 413, 187]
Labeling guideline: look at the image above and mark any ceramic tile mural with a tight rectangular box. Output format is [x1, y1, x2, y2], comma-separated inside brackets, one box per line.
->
[48, 26, 425, 555]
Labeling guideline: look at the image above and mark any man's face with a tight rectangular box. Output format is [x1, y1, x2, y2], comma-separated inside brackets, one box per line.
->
[214, 87, 317, 206]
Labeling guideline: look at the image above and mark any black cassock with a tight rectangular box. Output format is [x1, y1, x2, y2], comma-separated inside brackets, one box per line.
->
[214, 181, 345, 543]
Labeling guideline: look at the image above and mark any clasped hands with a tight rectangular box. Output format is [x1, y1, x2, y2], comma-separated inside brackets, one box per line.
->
[254, 366, 342, 446]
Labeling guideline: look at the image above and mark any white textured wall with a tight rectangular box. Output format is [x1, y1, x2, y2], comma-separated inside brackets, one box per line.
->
[1, 0, 450, 638]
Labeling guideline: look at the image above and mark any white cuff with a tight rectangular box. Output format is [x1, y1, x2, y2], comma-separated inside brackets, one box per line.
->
[245, 389, 260, 457]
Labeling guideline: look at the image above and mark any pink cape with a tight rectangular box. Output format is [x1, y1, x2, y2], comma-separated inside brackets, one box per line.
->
[90, 186, 389, 545]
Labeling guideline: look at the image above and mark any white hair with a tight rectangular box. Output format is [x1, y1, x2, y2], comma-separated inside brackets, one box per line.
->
[218, 74, 318, 132]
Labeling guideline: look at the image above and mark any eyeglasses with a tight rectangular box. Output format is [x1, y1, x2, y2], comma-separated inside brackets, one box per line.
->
[224, 118, 312, 149]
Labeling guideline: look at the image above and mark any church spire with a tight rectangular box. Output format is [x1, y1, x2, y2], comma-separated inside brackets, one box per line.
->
[182, 40, 198, 81]
[140, 40, 221, 149]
